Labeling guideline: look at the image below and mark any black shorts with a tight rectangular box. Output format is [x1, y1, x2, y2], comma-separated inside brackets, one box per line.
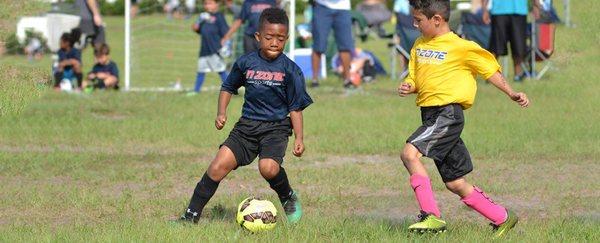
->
[79, 20, 106, 47]
[221, 117, 293, 168]
[407, 104, 473, 182]
[488, 14, 527, 59]
[243, 34, 259, 54]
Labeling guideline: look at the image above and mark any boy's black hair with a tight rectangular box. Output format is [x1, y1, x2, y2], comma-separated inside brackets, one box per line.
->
[60, 28, 81, 48]
[258, 8, 289, 32]
[94, 43, 110, 57]
[409, 0, 450, 21]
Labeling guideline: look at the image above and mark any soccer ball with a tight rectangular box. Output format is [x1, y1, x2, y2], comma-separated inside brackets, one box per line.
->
[236, 197, 277, 232]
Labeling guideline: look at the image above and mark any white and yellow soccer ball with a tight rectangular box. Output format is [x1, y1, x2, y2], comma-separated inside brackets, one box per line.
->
[236, 197, 278, 232]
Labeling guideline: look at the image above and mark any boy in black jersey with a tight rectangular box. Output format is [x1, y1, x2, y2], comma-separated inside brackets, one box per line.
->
[179, 8, 313, 224]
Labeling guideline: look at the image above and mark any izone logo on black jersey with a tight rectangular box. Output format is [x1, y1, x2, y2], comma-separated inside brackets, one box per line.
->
[246, 70, 285, 82]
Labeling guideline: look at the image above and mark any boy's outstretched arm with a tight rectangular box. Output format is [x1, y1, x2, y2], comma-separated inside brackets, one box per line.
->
[215, 91, 233, 130]
[221, 19, 242, 45]
[289, 110, 305, 157]
[487, 72, 530, 107]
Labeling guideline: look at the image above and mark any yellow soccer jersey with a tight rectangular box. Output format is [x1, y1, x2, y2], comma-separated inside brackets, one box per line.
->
[404, 32, 500, 109]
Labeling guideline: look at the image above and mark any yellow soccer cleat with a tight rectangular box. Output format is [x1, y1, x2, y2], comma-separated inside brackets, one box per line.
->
[491, 209, 519, 238]
[408, 211, 447, 234]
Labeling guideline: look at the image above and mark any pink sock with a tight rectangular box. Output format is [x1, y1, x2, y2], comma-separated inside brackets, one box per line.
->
[461, 186, 507, 225]
[409, 174, 441, 217]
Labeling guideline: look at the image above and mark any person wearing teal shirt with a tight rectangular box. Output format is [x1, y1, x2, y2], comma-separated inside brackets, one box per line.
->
[482, 0, 540, 82]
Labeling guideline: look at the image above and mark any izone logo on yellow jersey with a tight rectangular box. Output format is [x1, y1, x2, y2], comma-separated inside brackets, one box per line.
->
[416, 48, 447, 64]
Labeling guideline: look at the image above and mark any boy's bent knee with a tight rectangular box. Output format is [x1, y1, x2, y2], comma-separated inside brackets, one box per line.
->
[444, 178, 472, 196]
[401, 145, 419, 164]
[207, 159, 236, 181]
[258, 159, 280, 179]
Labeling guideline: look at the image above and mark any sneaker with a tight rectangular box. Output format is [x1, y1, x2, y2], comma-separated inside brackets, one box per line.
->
[491, 209, 518, 238]
[343, 79, 355, 89]
[310, 80, 320, 88]
[408, 211, 447, 233]
[178, 208, 200, 224]
[83, 86, 94, 93]
[513, 73, 528, 82]
[185, 91, 199, 97]
[281, 191, 302, 224]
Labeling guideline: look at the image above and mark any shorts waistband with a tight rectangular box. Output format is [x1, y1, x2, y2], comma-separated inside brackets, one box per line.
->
[420, 103, 461, 112]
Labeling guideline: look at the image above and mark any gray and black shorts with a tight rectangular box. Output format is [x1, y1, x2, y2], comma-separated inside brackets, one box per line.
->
[221, 117, 292, 168]
[407, 104, 473, 182]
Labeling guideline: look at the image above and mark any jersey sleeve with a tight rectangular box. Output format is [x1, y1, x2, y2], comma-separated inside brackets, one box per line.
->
[74, 49, 82, 62]
[465, 42, 501, 79]
[286, 67, 313, 111]
[221, 61, 244, 95]
[218, 14, 229, 37]
[110, 62, 120, 81]
[57, 50, 66, 61]
[90, 64, 100, 74]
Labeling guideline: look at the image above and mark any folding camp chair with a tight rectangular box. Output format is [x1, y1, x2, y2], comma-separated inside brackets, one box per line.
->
[388, 22, 420, 80]
[458, 10, 491, 49]
[522, 21, 556, 80]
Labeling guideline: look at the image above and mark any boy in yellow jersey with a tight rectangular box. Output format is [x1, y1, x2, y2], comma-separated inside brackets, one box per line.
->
[398, 0, 530, 238]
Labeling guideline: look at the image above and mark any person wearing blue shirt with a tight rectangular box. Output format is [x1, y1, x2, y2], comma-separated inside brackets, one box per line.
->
[482, 0, 540, 81]
[310, 0, 355, 88]
[220, 0, 276, 54]
[83, 44, 119, 90]
[54, 32, 83, 89]
[180, 8, 312, 225]
[189, 0, 230, 95]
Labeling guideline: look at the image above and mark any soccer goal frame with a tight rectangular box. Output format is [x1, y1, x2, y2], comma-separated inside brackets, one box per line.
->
[123, 0, 297, 92]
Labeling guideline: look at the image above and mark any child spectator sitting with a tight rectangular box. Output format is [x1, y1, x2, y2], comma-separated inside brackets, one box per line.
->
[331, 48, 378, 86]
[54, 32, 83, 90]
[83, 43, 119, 91]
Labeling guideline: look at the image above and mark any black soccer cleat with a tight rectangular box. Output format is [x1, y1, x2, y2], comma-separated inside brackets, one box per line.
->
[178, 208, 200, 224]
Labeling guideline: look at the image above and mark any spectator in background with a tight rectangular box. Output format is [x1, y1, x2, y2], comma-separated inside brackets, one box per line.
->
[164, 0, 196, 19]
[24, 37, 43, 61]
[226, 0, 242, 19]
[131, 0, 139, 18]
[331, 48, 378, 86]
[460, 0, 490, 49]
[482, 0, 540, 82]
[83, 43, 119, 91]
[164, 0, 180, 19]
[221, 0, 276, 54]
[189, 0, 230, 95]
[54, 32, 83, 89]
[393, 0, 420, 70]
[310, 0, 354, 88]
[75, 0, 105, 48]
[185, 0, 198, 19]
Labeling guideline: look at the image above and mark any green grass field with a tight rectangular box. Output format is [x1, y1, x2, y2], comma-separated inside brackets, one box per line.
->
[1, 1, 599, 241]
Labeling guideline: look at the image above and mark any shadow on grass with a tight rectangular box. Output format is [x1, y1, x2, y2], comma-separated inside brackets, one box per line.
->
[207, 204, 237, 221]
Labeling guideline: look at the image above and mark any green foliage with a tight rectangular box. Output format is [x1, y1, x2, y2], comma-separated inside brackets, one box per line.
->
[100, 0, 126, 15]
[3, 33, 21, 55]
[3, 30, 50, 55]
[137, 0, 164, 15]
